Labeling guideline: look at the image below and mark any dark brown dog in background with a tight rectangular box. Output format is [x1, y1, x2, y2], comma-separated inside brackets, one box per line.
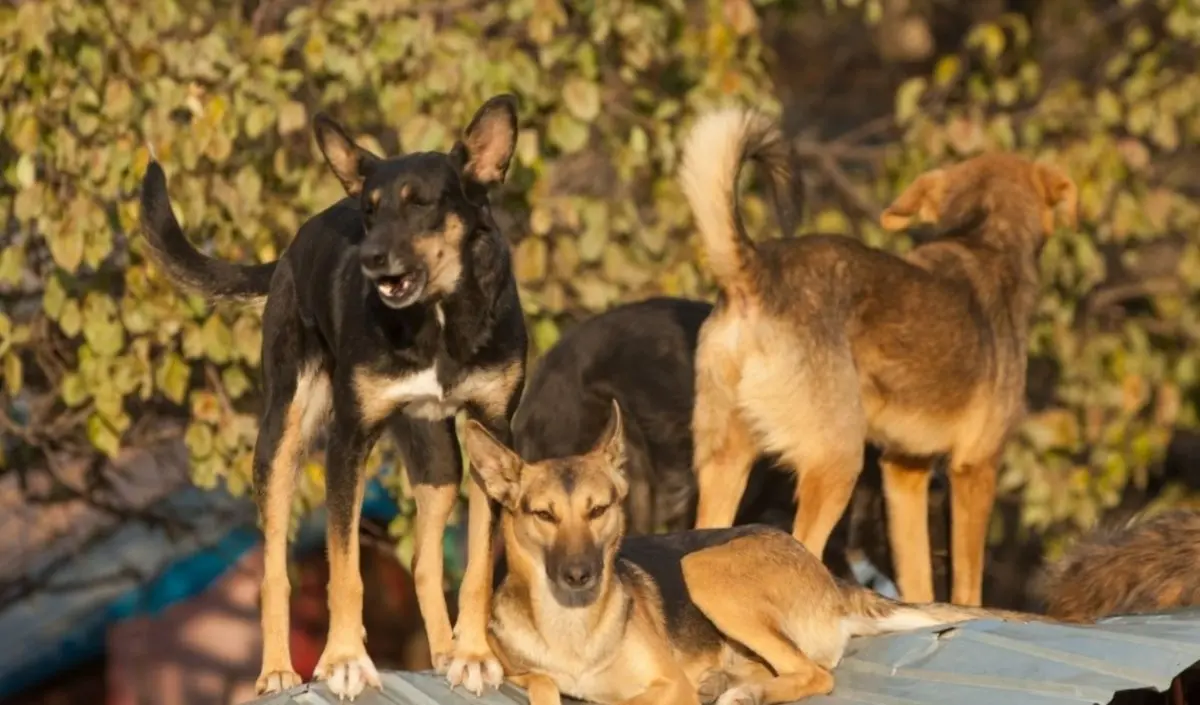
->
[1038, 509, 1200, 622]
[679, 107, 1077, 606]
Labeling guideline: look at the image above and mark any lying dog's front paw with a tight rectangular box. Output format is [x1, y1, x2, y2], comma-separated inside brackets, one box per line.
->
[716, 684, 764, 705]
[445, 644, 504, 696]
[314, 650, 382, 701]
[255, 669, 303, 695]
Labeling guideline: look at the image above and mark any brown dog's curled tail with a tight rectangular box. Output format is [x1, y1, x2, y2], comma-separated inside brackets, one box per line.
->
[838, 582, 1049, 638]
[678, 107, 795, 302]
[140, 161, 277, 304]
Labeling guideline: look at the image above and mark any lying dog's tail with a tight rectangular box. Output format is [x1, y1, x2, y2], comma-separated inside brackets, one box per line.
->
[139, 161, 276, 304]
[678, 107, 795, 301]
[839, 582, 1051, 638]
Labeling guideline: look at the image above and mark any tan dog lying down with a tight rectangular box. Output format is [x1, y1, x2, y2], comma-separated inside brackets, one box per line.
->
[462, 403, 1040, 705]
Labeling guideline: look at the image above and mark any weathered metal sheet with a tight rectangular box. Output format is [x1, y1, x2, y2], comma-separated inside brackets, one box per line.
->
[248, 609, 1200, 705]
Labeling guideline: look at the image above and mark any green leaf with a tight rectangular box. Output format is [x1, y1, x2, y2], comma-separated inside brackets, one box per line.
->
[562, 78, 601, 122]
[87, 413, 122, 458]
[156, 352, 191, 405]
[3, 353, 21, 396]
[185, 421, 215, 459]
[232, 316, 262, 366]
[222, 365, 252, 400]
[61, 372, 89, 407]
[201, 315, 234, 364]
[277, 100, 308, 136]
[59, 300, 82, 338]
[894, 77, 926, 125]
[42, 276, 67, 320]
[547, 112, 590, 153]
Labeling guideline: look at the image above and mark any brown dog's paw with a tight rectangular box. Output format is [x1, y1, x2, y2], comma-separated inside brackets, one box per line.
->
[716, 684, 765, 705]
[445, 643, 504, 696]
[314, 649, 382, 701]
[256, 669, 303, 695]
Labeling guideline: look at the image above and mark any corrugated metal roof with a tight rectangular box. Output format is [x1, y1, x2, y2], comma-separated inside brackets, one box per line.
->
[248, 609, 1200, 705]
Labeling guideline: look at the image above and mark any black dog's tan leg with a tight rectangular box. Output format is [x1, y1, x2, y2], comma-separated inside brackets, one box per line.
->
[948, 456, 998, 606]
[447, 409, 512, 695]
[618, 678, 701, 705]
[313, 401, 382, 700]
[409, 481, 458, 666]
[253, 382, 305, 695]
[692, 357, 758, 530]
[881, 455, 934, 603]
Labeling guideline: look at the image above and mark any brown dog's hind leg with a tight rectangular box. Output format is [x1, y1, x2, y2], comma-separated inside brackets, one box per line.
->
[881, 455, 935, 603]
[692, 354, 758, 530]
[948, 457, 998, 606]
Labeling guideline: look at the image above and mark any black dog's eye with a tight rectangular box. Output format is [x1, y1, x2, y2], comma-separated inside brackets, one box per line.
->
[533, 509, 557, 524]
[588, 504, 610, 520]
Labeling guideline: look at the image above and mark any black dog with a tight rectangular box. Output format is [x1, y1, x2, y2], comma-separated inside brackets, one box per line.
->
[138, 96, 527, 700]
[512, 297, 799, 536]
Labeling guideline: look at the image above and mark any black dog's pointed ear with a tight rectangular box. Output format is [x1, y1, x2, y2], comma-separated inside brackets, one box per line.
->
[313, 113, 381, 197]
[457, 94, 519, 189]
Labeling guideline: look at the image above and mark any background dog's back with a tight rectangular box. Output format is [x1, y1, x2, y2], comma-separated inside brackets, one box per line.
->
[511, 297, 798, 535]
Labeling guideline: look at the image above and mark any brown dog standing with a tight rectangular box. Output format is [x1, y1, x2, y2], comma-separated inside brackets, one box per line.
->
[679, 107, 1077, 605]
[463, 402, 1038, 705]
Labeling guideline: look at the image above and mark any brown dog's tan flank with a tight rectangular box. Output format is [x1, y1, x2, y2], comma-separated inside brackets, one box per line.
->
[680, 107, 1078, 606]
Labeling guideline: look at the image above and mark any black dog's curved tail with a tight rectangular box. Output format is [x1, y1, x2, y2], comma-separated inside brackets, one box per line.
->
[139, 161, 277, 303]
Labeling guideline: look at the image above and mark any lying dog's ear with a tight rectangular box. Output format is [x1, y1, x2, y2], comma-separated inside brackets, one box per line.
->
[462, 420, 523, 508]
[1035, 162, 1078, 232]
[313, 114, 381, 197]
[590, 400, 628, 500]
[456, 94, 519, 189]
[880, 168, 947, 232]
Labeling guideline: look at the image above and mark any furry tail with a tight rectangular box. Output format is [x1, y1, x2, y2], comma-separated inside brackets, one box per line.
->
[839, 582, 1050, 638]
[139, 161, 276, 303]
[678, 107, 796, 300]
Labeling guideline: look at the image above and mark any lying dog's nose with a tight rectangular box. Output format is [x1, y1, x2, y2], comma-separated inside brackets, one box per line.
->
[560, 562, 597, 590]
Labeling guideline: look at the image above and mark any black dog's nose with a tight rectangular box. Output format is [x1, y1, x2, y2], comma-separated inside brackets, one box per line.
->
[359, 244, 390, 273]
[560, 562, 596, 589]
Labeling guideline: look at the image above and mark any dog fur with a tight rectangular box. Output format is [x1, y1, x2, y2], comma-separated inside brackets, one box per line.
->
[463, 404, 1039, 705]
[1038, 509, 1200, 623]
[512, 297, 801, 536]
[138, 96, 528, 699]
[679, 106, 1077, 606]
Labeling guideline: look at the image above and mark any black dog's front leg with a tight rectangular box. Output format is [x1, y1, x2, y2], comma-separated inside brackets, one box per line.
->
[387, 415, 463, 672]
[315, 399, 383, 699]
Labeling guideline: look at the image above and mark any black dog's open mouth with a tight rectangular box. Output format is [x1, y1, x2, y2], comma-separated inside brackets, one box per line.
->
[373, 270, 426, 308]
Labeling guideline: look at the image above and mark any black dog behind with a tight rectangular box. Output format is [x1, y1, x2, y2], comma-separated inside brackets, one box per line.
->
[139, 96, 527, 699]
[512, 298, 797, 536]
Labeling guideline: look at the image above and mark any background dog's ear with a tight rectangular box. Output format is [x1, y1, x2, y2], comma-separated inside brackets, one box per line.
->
[457, 94, 519, 189]
[462, 420, 523, 507]
[1035, 163, 1079, 232]
[313, 114, 381, 197]
[880, 168, 947, 231]
[590, 400, 629, 498]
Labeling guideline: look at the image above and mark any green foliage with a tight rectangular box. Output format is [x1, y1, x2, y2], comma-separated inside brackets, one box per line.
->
[4, 0, 1200, 565]
[0, 0, 781, 530]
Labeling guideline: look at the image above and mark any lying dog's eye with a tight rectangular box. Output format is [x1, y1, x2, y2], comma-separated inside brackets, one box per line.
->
[588, 504, 610, 520]
[533, 509, 557, 523]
